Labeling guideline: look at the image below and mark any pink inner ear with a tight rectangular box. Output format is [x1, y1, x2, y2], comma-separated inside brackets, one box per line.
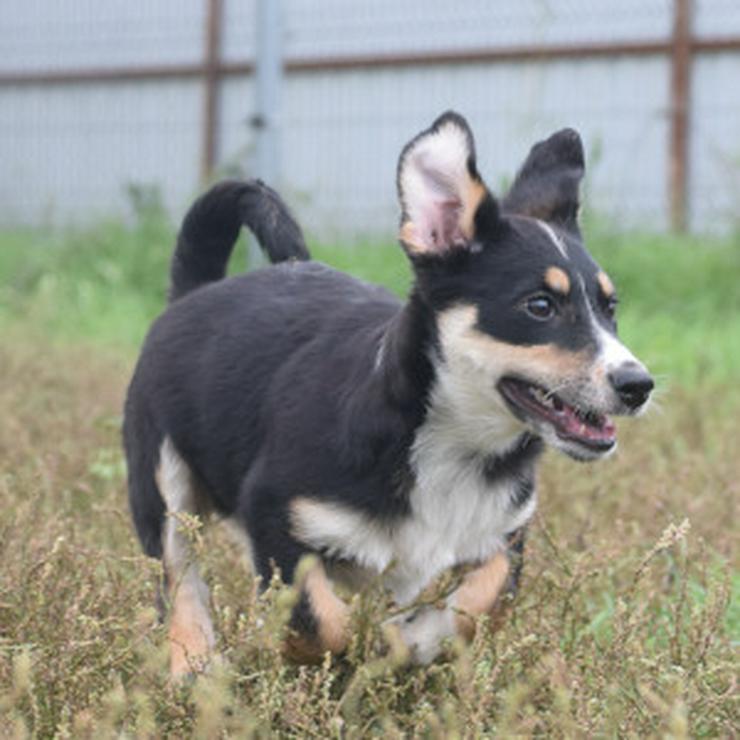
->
[418, 197, 465, 252]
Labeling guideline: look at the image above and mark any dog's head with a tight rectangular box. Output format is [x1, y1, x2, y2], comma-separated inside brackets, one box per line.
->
[397, 111, 653, 461]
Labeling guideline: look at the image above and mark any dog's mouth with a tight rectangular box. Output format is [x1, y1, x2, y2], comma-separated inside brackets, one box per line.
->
[497, 377, 616, 453]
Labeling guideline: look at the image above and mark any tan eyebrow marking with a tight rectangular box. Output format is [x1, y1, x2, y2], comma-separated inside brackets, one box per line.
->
[544, 266, 571, 295]
[597, 270, 615, 298]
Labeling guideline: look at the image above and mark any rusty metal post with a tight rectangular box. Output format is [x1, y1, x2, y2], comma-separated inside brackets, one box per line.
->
[200, 0, 223, 182]
[669, 0, 692, 232]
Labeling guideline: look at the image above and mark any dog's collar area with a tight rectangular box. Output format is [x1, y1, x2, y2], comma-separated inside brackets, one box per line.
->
[497, 376, 616, 452]
[477, 433, 544, 484]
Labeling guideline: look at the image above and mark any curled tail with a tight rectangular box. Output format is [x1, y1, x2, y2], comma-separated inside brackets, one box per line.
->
[169, 179, 310, 302]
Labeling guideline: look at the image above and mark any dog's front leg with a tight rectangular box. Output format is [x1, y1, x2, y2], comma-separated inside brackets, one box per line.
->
[390, 551, 511, 664]
[283, 558, 351, 663]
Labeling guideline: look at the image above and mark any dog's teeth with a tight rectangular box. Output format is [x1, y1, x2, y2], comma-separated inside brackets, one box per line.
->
[533, 388, 553, 408]
[528, 386, 563, 412]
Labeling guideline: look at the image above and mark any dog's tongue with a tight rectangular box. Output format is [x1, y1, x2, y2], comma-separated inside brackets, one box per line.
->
[557, 404, 616, 444]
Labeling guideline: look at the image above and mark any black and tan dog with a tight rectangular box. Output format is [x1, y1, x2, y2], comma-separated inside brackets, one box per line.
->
[124, 112, 653, 676]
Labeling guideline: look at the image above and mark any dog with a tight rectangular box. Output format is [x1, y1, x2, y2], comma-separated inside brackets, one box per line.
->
[123, 111, 653, 675]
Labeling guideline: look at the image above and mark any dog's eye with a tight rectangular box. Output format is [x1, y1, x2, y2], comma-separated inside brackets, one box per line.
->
[604, 296, 619, 319]
[525, 294, 556, 320]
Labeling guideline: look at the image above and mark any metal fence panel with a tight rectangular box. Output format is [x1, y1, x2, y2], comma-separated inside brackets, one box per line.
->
[0, 80, 202, 224]
[283, 0, 672, 55]
[694, 0, 740, 37]
[0, 0, 738, 235]
[690, 51, 740, 229]
[282, 56, 670, 240]
[0, 0, 205, 70]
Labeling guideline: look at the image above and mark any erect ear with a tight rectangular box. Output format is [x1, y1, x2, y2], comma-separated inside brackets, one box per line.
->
[502, 128, 585, 234]
[397, 111, 498, 257]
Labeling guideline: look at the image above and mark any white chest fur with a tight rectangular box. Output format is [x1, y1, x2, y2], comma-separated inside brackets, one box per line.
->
[386, 399, 537, 603]
[291, 418, 537, 606]
[292, 347, 539, 605]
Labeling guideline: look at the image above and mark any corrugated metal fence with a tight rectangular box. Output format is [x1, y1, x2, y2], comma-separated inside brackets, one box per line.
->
[1, 0, 740, 239]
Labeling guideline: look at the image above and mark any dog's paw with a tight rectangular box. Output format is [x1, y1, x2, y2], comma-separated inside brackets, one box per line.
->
[384, 606, 455, 665]
[170, 650, 223, 684]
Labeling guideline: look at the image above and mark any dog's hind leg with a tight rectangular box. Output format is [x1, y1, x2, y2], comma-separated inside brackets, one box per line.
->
[156, 437, 215, 678]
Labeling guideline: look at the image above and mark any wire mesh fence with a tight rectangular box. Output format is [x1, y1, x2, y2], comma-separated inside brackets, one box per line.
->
[1, 0, 739, 239]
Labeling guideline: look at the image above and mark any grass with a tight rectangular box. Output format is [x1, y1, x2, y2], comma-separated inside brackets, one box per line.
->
[2, 211, 739, 387]
[0, 214, 738, 736]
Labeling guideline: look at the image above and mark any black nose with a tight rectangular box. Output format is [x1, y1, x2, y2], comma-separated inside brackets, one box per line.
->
[608, 364, 654, 409]
[609, 362, 655, 409]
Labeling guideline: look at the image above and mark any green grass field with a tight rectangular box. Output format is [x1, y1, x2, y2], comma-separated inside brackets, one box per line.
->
[0, 215, 738, 736]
